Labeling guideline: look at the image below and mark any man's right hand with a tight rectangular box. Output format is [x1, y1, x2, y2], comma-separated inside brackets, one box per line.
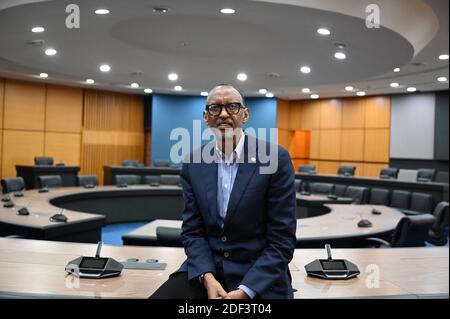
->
[203, 273, 229, 299]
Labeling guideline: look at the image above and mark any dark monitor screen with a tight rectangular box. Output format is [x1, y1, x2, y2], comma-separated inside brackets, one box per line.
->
[79, 257, 108, 269]
[320, 260, 347, 271]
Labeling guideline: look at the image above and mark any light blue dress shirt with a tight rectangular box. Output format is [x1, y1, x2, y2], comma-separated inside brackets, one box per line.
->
[215, 133, 256, 299]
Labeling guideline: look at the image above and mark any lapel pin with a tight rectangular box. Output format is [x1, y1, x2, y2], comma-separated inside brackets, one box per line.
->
[251, 157, 256, 163]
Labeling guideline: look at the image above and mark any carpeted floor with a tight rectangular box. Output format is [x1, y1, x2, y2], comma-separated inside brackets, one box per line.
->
[101, 222, 147, 246]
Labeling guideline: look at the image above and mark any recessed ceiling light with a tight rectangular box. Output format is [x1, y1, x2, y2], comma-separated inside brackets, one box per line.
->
[334, 52, 346, 60]
[144, 88, 153, 94]
[356, 91, 366, 96]
[32, 26, 45, 33]
[200, 91, 208, 96]
[153, 7, 170, 13]
[99, 64, 111, 72]
[393, 67, 401, 72]
[45, 48, 57, 56]
[438, 54, 449, 60]
[86, 79, 95, 84]
[220, 8, 236, 14]
[95, 9, 110, 15]
[437, 76, 448, 82]
[39, 72, 48, 78]
[345, 86, 354, 91]
[130, 83, 139, 88]
[302, 88, 310, 93]
[390, 82, 399, 88]
[174, 85, 182, 91]
[259, 89, 267, 94]
[265, 92, 274, 98]
[310, 94, 319, 99]
[317, 28, 330, 35]
[237, 73, 247, 81]
[406, 87, 417, 92]
[168, 73, 178, 81]
[300, 66, 311, 74]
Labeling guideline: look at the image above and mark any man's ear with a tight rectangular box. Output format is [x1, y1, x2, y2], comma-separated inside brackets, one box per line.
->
[203, 111, 209, 125]
[242, 107, 250, 124]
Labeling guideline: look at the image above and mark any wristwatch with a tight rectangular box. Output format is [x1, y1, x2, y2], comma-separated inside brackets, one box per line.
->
[199, 273, 206, 285]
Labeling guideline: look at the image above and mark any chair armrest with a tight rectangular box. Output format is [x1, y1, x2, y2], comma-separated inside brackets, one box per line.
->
[364, 237, 391, 248]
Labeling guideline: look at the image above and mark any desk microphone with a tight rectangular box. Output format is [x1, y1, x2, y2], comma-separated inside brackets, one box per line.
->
[2, 196, 11, 202]
[357, 213, 372, 228]
[327, 189, 338, 200]
[17, 207, 30, 216]
[50, 209, 68, 222]
[14, 192, 24, 197]
[38, 187, 49, 193]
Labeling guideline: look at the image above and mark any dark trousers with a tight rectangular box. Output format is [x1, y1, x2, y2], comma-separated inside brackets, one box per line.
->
[150, 270, 228, 299]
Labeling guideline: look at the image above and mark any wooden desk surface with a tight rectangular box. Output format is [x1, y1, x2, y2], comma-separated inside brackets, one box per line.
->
[0, 238, 447, 299]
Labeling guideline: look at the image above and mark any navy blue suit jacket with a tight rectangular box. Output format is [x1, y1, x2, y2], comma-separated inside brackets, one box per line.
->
[176, 135, 297, 298]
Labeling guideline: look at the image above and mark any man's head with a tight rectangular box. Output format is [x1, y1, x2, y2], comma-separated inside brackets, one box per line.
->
[204, 84, 249, 141]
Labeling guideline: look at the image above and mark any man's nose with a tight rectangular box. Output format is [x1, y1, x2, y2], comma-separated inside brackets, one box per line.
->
[219, 107, 229, 118]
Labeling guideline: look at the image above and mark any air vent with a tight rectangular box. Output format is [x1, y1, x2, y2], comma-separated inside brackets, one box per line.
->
[27, 39, 45, 46]
[410, 62, 427, 67]
[131, 70, 144, 76]
[267, 72, 280, 79]
[153, 7, 170, 13]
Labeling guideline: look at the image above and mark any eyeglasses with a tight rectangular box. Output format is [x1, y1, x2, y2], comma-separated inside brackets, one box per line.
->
[205, 103, 244, 116]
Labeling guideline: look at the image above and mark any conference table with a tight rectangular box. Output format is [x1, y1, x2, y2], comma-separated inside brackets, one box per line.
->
[16, 165, 81, 189]
[0, 238, 447, 299]
[103, 165, 181, 185]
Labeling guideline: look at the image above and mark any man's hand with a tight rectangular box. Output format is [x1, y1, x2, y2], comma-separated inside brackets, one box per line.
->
[227, 289, 249, 299]
[203, 273, 229, 299]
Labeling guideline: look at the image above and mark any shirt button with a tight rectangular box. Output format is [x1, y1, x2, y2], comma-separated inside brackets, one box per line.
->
[224, 184, 228, 189]
[221, 236, 227, 242]
[223, 252, 229, 258]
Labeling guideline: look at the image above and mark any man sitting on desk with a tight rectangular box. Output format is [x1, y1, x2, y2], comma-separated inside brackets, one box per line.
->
[151, 84, 296, 299]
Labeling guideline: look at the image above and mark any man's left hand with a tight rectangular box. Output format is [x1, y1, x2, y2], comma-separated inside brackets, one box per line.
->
[227, 289, 249, 299]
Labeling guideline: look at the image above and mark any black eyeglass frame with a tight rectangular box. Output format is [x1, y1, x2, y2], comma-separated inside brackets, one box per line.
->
[205, 102, 246, 116]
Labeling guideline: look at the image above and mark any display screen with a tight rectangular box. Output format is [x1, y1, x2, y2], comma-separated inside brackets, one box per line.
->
[79, 257, 108, 269]
[320, 260, 347, 270]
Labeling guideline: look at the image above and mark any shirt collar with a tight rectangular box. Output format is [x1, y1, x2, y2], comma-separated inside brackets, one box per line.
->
[215, 131, 245, 163]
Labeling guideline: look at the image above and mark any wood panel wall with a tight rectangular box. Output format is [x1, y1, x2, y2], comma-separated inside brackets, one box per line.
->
[277, 96, 391, 177]
[0, 79, 145, 184]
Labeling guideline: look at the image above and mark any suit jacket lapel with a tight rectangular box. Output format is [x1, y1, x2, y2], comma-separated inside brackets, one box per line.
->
[204, 145, 218, 223]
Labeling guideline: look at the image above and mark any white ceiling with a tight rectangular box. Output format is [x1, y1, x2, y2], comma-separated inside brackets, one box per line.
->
[0, 0, 448, 100]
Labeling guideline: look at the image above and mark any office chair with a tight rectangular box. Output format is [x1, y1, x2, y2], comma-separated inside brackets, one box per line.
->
[390, 190, 411, 210]
[37, 175, 62, 188]
[122, 159, 140, 167]
[337, 165, 356, 176]
[294, 179, 301, 192]
[143, 175, 161, 185]
[298, 165, 316, 174]
[115, 175, 141, 186]
[379, 168, 399, 179]
[344, 186, 368, 204]
[76, 175, 98, 187]
[369, 188, 390, 206]
[416, 169, 436, 182]
[365, 214, 436, 248]
[333, 184, 347, 197]
[153, 160, 171, 167]
[156, 226, 183, 247]
[401, 192, 433, 216]
[1, 177, 25, 194]
[308, 183, 334, 195]
[435, 171, 449, 183]
[160, 175, 181, 186]
[428, 201, 449, 246]
[34, 157, 54, 166]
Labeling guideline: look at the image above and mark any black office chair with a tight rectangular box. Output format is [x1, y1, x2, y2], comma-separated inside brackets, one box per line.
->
[122, 159, 140, 167]
[369, 188, 390, 206]
[333, 184, 347, 197]
[143, 175, 161, 185]
[365, 214, 436, 248]
[1, 177, 25, 194]
[34, 156, 54, 166]
[76, 175, 98, 187]
[402, 192, 433, 216]
[115, 175, 141, 186]
[37, 175, 62, 188]
[435, 171, 449, 183]
[379, 168, 399, 179]
[160, 175, 181, 186]
[337, 165, 356, 176]
[344, 186, 368, 204]
[294, 179, 301, 192]
[416, 169, 436, 182]
[428, 201, 449, 246]
[309, 183, 334, 195]
[156, 226, 183, 247]
[298, 165, 316, 174]
[153, 160, 171, 167]
[390, 190, 411, 210]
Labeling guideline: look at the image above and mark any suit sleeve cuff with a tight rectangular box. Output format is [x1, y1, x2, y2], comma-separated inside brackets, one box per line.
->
[238, 285, 256, 299]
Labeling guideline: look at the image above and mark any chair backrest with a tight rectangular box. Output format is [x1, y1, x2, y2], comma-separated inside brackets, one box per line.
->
[294, 179, 301, 192]
[390, 190, 411, 209]
[153, 160, 170, 167]
[428, 201, 449, 246]
[1, 177, 25, 194]
[333, 184, 347, 197]
[156, 226, 183, 247]
[34, 157, 54, 166]
[298, 165, 316, 173]
[309, 182, 334, 195]
[160, 175, 181, 186]
[115, 174, 141, 186]
[344, 186, 368, 204]
[37, 175, 62, 188]
[391, 214, 436, 247]
[397, 169, 418, 182]
[435, 171, 449, 183]
[417, 168, 436, 182]
[337, 165, 356, 176]
[143, 175, 161, 185]
[380, 168, 399, 179]
[122, 159, 140, 167]
[409, 192, 433, 214]
[76, 175, 98, 187]
[369, 188, 390, 205]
